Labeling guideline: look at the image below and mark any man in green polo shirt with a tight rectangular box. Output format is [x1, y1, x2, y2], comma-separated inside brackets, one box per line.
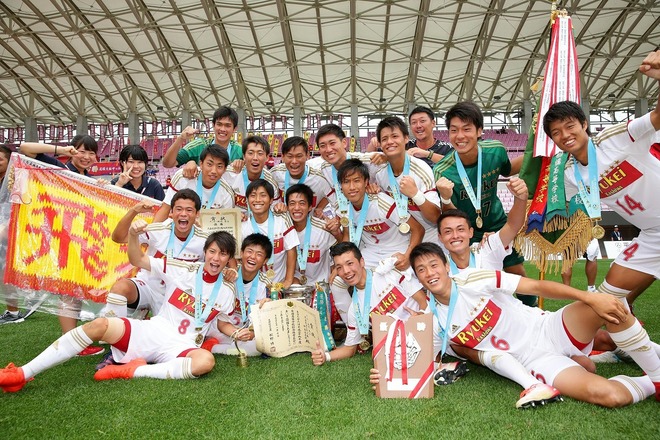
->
[162, 106, 243, 171]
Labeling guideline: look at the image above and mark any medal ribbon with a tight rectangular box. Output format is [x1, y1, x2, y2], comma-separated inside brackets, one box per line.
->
[196, 176, 223, 209]
[194, 266, 223, 330]
[250, 211, 275, 267]
[429, 280, 459, 358]
[448, 253, 476, 275]
[386, 154, 411, 221]
[332, 166, 350, 217]
[454, 147, 482, 217]
[296, 214, 313, 273]
[348, 195, 370, 246]
[165, 223, 195, 259]
[352, 270, 373, 335]
[284, 164, 309, 190]
[236, 267, 260, 324]
[572, 139, 601, 220]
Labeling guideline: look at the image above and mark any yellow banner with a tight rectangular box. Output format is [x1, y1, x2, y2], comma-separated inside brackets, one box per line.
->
[3, 155, 157, 303]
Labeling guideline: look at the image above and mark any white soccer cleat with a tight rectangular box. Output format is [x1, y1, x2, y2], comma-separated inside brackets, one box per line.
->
[589, 351, 622, 364]
[516, 383, 562, 409]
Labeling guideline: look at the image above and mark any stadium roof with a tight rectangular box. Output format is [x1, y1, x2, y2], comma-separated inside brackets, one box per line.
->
[0, 0, 658, 126]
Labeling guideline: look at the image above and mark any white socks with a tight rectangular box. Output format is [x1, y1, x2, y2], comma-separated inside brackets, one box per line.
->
[22, 327, 93, 379]
[133, 357, 195, 380]
[610, 375, 655, 404]
[609, 320, 660, 383]
[478, 351, 538, 389]
[102, 293, 128, 318]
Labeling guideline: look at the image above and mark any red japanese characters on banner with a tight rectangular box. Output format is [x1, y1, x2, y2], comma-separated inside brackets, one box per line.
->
[56, 125, 64, 141]
[38, 125, 45, 141]
[172, 120, 177, 135]
[338, 114, 343, 126]
[161, 120, 167, 135]
[306, 114, 311, 129]
[49, 125, 56, 140]
[0, 129, 4, 143]
[118, 123, 125, 147]
[271, 114, 276, 128]
[151, 121, 157, 137]
[67, 125, 73, 142]
[249, 116, 254, 130]
[316, 114, 321, 128]
[141, 121, 146, 138]
[107, 122, 114, 137]
[89, 123, 95, 138]
[281, 115, 287, 127]
[205, 118, 210, 130]
[17, 127, 24, 142]
[8, 128, 15, 143]
[99, 124, 106, 140]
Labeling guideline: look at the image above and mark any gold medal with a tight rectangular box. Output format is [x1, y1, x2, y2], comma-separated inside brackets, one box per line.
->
[195, 333, 204, 346]
[266, 269, 275, 279]
[398, 222, 410, 233]
[475, 214, 483, 229]
[340, 216, 349, 227]
[359, 339, 371, 351]
[300, 274, 308, 285]
[592, 224, 605, 239]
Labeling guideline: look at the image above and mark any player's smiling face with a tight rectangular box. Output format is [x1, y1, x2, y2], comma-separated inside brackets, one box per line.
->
[247, 186, 272, 217]
[213, 117, 236, 146]
[317, 134, 347, 166]
[412, 253, 451, 298]
[171, 199, 197, 236]
[241, 244, 268, 274]
[409, 112, 435, 143]
[548, 117, 590, 160]
[333, 251, 366, 288]
[340, 170, 368, 206]
[204, 242, 231, 276]
[201, 155, 226, 187]
[449, 117, 482, 157]
[283, 144, 308, 179]
[438, 216, 474, 254]
[378, 126, 408, 158]
[286, 192, 312, 224]
[244, 142, 268, 176]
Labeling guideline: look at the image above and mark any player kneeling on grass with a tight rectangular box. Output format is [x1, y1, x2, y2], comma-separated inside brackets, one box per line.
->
[0, 231, 237, 392]
[371, 243, 659, 407]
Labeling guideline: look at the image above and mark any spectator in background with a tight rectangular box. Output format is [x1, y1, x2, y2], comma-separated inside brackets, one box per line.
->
[112, 145, 165, 201]
[611, 225, 622, 241]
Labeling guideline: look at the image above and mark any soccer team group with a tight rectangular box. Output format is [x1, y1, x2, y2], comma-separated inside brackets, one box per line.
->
[0, 50, 659, 409]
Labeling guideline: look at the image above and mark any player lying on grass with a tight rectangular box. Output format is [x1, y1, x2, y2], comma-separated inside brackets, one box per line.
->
[370, 243, 659, 408]
[0, 231, 238, 392]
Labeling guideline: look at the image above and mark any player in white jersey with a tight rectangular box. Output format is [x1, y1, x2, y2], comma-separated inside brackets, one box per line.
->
[338, 158, 424, 270]
[270, 136, 333, 211]
[103, 189, 208, 319]
[242, 179, 299, 288]
[0, 232, 237, 392]
[398, 243, 660, 407]
[205, 233, 273, 356]
[286, 184, 340, 286]
[543, 50, 660, 309]
[372, 116, 442, 245]
[221, 135, 280, 213]
[155, 145, 235, 222]
[311, 242, 427, 366]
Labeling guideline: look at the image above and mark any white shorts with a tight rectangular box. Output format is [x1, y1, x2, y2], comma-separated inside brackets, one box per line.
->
[612, 227, 660, 279]
[519, 306, 594, 386]
[110, 318, 196, 364]
[131, 278, 166, 315]
[584, 239, 599, 261]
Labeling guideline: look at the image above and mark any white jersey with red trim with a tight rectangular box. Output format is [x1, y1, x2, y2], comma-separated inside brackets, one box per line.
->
[270, 163, 334, 208]
[221, 168, 280, 213]
[147, 257, 236, 344]
[164, 168, 235, 210]
[340, 267, 424, 346]
[241, 212, 300, 283]
[434, 269, 546, 359]
[134, 219, 208, 294]
[564, 113, 660, 230]
[221, 271, 270, 326]
[373, 156, 442, 245]
[348, 192, 410, 268]
[450, 231, 512, 272]
[294, 216, 337, 285]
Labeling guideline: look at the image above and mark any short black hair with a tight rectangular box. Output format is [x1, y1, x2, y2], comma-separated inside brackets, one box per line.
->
[0, 145, 13, 161]
[542, 101, 591, 138]
[242, 135, 270, 156]
[199, 144, 229, 167]
[204, 230, 236, 257]
[118, 145, 149, 171]
[316, 124, 346, 143]
[241, 233, 273, 260]
[409, 242, 447, 275]
[337, 158, 369, 183]
[437, 209, 472, 231]
[245, 178, 275, 199]
[281, 136, 308, 156]
[285, 183, 314, 206]
[445, 102, 483, 131]
[74, 134, 98, 153]
[376, 116, 409, 142]
[171, 188, 201, 211]
[330, 241, 362, 261]
[408, 106, 435, 123]
[212, 106, 238, 128]
[70, 134, 85, 147]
